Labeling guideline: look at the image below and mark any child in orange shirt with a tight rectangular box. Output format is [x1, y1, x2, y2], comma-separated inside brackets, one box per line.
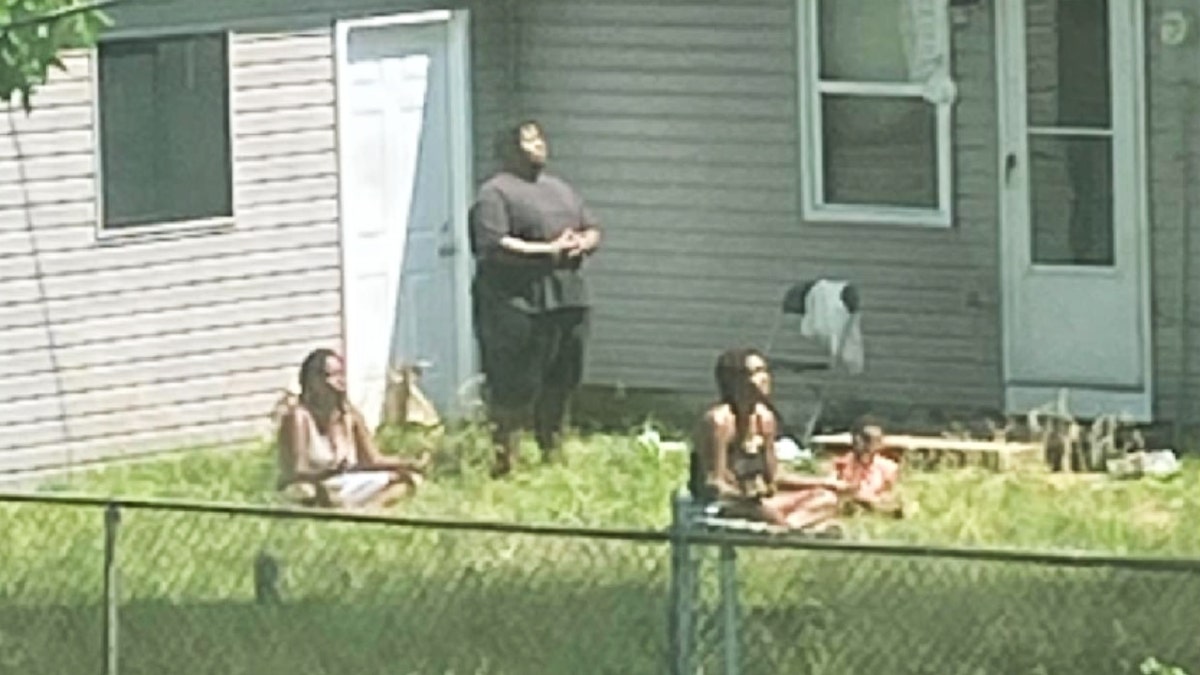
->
[832, 417, 904, 518]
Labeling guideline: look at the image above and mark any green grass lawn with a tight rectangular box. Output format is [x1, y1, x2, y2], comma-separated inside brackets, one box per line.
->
[1, 426, 1198, 674]
[40, 424, 1200, 554]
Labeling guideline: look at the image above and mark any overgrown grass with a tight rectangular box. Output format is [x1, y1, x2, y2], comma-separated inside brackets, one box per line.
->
[40, 424, 1200, 555]
[1, 425, 1198, 674]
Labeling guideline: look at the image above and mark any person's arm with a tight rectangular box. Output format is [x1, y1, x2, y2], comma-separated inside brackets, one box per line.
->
[567, 227, 601, 257]
[871, 457, 900, 494]
[773, 452, 850, 492]
[760, 410, 779, 492]
[347, 407, 387, 468]
[346, 407, 426, 472]
[695, 410, 742, 500]
[565, 198, 602, 258]
[471, 186, 572, 264]
[776, 474, 849, 491]
[499, 232, 574, 258]
[849, 456, 901, 509]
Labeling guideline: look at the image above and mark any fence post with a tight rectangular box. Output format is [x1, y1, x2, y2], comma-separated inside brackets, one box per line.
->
[103, 502, 121, 675]
[718, 542, 741, 675]
[668, 491, 695, 675]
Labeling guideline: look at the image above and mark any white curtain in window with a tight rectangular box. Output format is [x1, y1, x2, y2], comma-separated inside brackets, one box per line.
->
[899, 0, 956, 104]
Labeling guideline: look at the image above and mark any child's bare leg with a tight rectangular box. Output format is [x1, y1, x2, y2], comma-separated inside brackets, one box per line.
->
[714, 498, 788, 527]
[763, 490, 839, 530]
[789, 494, 839, 530]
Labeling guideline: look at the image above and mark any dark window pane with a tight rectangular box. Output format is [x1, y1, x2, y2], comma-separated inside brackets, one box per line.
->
[1025, 0, 1110, 128]
[1029, 135, 1113, 266]
[99, 34, 232, 228]
[818, 0, 910, 82]
[821, 95, 937, 208]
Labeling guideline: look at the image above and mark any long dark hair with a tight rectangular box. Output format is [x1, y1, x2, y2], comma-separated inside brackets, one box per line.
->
[714, 348, 780, 441]
[298, 348, 344, 435]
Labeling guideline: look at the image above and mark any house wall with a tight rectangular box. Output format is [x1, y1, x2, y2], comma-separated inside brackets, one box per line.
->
[0, 33, 342, 474]
[0, 0, 513, 475]
[103, 0, 519, 184]
[1145, 0, 1200, 426]
[11, 0, 1200, 479]
[511, 0, 1004, 422]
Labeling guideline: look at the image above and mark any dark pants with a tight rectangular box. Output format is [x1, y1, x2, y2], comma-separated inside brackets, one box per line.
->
[474, 298, 590, 451]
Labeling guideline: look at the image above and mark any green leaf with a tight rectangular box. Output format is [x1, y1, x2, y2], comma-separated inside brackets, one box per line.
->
[0, 0, 108, 109]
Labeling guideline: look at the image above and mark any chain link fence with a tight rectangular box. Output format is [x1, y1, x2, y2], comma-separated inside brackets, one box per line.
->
[0, 493, 1197, 675]
[673, 536, 1200, 675]
[0, 495, 670, 675]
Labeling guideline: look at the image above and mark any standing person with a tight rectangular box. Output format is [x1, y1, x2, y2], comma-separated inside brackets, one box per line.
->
[469, 120, 602, 477]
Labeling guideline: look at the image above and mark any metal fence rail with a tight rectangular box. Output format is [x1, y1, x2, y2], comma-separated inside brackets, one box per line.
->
[0, 492, 1197, 675]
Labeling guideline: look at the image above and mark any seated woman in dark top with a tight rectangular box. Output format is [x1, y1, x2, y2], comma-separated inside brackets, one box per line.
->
[690, 348, 847, 531]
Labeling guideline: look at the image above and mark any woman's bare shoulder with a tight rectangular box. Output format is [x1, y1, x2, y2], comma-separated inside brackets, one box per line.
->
[280, 401, 312, 423]
[753, 402, 779, 428]
[700, 402, 731, 421]
[698, 403, 736, 435]
[275, 401, 310, 464]
[753, 401, 777, 416]
[276, 400, 314, 437]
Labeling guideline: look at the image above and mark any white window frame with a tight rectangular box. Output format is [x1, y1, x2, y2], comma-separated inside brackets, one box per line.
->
[796, 0, 954, 228]
[93, 30, 237, 241]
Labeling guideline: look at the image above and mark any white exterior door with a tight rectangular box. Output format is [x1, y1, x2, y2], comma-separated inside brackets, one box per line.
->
[996, 0, 1151, 419]
[336, 11, 473, 430]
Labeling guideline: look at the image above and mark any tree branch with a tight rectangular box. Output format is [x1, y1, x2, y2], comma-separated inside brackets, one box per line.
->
[0, 0, 120, 32]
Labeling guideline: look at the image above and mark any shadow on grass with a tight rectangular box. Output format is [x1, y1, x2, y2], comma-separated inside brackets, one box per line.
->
[0, 577, 669, 675]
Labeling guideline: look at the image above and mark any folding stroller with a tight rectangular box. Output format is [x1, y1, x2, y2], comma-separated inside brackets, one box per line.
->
[763, 279, 864, 447]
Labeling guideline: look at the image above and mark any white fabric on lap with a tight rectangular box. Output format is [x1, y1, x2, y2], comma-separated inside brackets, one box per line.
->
[321, 471, 394, 506]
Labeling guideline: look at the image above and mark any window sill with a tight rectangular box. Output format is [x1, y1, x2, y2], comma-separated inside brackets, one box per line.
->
[96, 216, 236, 246]
[802, 204, 952, 229]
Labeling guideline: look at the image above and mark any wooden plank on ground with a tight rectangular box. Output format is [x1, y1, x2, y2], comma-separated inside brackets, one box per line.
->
[811, 433, 1045, 472]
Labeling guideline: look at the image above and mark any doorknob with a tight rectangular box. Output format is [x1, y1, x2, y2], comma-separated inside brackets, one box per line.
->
[1005, 152, 1018, 181]
[437, 220, 456, 257]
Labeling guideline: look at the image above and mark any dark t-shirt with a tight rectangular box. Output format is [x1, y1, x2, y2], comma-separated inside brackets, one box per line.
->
[470, 171, 600, 314]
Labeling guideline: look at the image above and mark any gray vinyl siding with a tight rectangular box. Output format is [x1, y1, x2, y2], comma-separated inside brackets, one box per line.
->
[470, 0, 518, 182]
[513, 0, 1005, 417]
[0, 2, 514, 475]
[103, 0, 514, 187]
[1145, 0, 1200, 425]
[11, 0, 1199, 483]
[0, 33, 343, 474]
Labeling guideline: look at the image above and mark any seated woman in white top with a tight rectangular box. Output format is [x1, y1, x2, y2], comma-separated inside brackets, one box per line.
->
[277, 348, 429, 509]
